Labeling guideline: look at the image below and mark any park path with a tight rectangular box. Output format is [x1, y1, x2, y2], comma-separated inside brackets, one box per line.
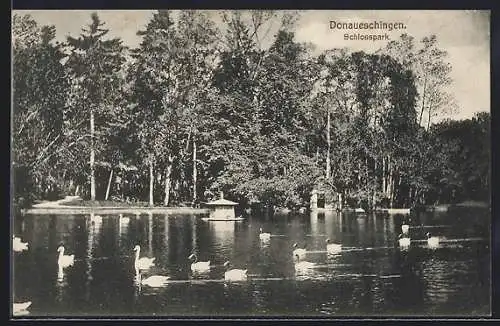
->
[31, 196, 81, 208]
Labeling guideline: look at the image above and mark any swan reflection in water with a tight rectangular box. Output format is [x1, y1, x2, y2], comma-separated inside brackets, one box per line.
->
[294, 264, 333, 282]
[55, 244, 74, 303]
[134, 266, 170, 297]
[56, 265, 69, 304]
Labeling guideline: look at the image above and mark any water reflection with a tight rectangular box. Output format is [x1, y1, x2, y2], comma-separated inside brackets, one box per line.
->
[294, 263, 317, 280]
[310, 211, 319, 235]
[118, 214, 130, 241]
[251, 282, 269, 314]
[12, 207, 490, 316]
[146, 213, 153, 256]
[356, 215, 367, 247]
[191, 216, 197, 251]
[85, 214, 96, 302]
[210, 221, 236, 255]
[421, 258, 460, 309]
[55, 265, 69, 304]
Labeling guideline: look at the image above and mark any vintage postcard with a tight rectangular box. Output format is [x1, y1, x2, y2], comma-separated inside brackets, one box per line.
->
[11, 9, 491, 318]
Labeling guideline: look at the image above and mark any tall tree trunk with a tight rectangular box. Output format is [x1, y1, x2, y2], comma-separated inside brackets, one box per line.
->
[418, 76, 427, 126]
[389, 172, 396, 208]
[120, 173, 124, 201]
[382, 156, 386, 195]
[61, 170, 67, 193]
[397, 175, 402, 207]
[373, 158, 378, 209]
[90, 109, 96, 201]
[387, 156, 392, 198]
[192, 136, 197, 204]
[164, 155, 173, 206]
[149, 159, 154, 207]
[364, 156, 368, 188]
[372, 190, 376, 211]
[105, 169, 113, 201]
[357, 162, 361, 184]
[326, 110, 331, 179]
[413, 188, 420, 207]
[426, 103, 432, 130]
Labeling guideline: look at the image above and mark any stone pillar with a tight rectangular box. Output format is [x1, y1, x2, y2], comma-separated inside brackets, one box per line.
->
[310, 190, 318, 211]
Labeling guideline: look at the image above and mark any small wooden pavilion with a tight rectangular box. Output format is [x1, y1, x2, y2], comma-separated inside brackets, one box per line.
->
[205, 193, 239, 220]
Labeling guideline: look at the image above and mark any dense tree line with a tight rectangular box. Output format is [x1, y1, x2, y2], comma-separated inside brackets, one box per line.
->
[12, 11, 490, 210]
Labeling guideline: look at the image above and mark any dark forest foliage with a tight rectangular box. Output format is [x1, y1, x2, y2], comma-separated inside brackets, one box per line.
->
[12, 11, 490, 209]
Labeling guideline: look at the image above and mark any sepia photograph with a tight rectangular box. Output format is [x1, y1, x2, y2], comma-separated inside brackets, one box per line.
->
[11, 9, 491, 318]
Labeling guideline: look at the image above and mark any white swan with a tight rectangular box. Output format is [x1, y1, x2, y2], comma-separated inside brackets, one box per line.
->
[188, 254, 210, 273]
[57, 245, 75, 268]
[294, 254, 315, 271]
[292, 243, 306, 259]
[259, 228, 271, 242]
[401, 224, 410, 234]
[119, 214, 130, 225]
[13, 301, 32, 315]
[141, 275, 170, 287]
[133, 245, 155, 271]
[426, 232, 440, 249]
[398, 234, 411, 249]
[223, 261, 247, 281]
[13, 236, 28, 252]
[326, 238, 342, 254]
[57, 265, 65, 282]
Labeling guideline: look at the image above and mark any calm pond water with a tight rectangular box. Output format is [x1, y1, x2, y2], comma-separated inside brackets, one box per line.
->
[12, 208, 490, 317]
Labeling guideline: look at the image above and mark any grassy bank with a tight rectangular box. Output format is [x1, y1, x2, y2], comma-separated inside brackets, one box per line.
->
[62, 198, 204, 208]
[23, 197, 209, 215]
[63, 198, 153, 207]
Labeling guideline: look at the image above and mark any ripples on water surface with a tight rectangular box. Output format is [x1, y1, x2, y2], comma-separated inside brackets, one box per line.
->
[12, 208, 490, 317]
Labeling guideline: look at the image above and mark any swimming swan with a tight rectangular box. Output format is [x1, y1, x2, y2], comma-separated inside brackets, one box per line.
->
[13, 236, 28, 252]
[119, 214, 130, 225]
[398, 234, 411, 249]
[426, 232, 440, 248]
[133, 245, 155, 271]
[141, 275, 170, 287]
[13, 301, 32, 315]
[259, 228, 271, 242]
[294, 254, 315, 271]
[292, 243, 306, 259]
[188, 254, 210, 272]
[326, 238, 342, 254]
[223, 261, 247, 281]
[57, 245, 75, 268]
